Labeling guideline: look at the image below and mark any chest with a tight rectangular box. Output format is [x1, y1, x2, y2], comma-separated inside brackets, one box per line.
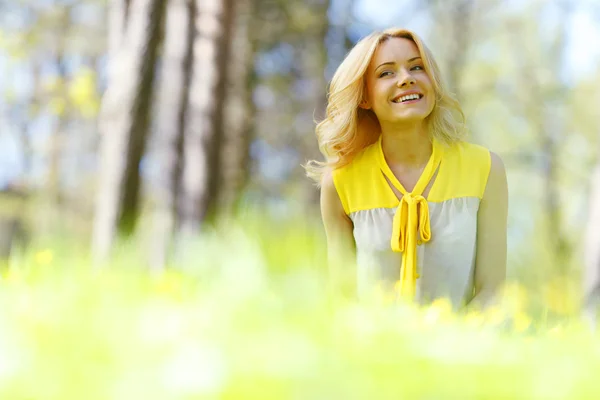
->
[384, 164, 438, 200]
[390, 164, 422, 190]
[350, 197, 480, 252]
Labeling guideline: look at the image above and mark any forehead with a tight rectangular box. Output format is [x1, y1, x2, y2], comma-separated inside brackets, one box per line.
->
[369, 37, 421, 69]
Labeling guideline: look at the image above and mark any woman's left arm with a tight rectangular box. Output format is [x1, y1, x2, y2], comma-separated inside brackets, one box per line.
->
[472, 151, 509, 308]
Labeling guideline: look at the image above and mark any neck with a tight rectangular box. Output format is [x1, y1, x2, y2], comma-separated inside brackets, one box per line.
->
[380, 121, 432, 167]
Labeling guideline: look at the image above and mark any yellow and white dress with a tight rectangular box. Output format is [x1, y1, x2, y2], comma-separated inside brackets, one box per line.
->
[332, 135, 491, 306]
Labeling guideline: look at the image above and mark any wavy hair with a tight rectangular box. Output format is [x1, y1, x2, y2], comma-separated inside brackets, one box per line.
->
[305, 28, 467, 184]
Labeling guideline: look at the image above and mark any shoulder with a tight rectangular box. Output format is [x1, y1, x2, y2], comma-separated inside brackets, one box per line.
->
[328, 140, 380, 215]
[482, 151, 508, 201]
[446, 141, 491, 161]
[334, 141, 378, 174]
[454, 142, 505, 184]
[430, 140, 496, 201]
[320, 169, 349, 216]
[443, 140, 493, 173]
[457, 143, 507, 200]
[331, 141, 379, 186]
[488, 151, 506, 176]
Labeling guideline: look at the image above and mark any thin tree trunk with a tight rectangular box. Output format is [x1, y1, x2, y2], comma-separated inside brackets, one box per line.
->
[426, 0, 474, 102]
[108, 0, 131, 57]
[325, 0, 354, 81]
[295, 0, 330, 209]
[18, 60, 39, 185]
[445, 0, 473, 102]
[583, 161, 600, 328]
[150, 0, 195, 270]
[219, 0, 255, 214]
[177, 0, 234, 235]
[542, 107, 565, 258]
[92, 0, 166, 261]
[48, 53, 68, 208]
[503, 3, 571, 270]
[46, 5, 72, 210]
[541, 2, 572, 270]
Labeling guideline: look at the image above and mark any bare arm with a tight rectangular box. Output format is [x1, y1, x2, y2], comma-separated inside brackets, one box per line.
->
[320, 170, 356, 301]
[471, 151, 508, 309]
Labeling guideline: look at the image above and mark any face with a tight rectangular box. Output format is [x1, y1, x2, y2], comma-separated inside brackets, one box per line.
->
[362, 37, 435, 125]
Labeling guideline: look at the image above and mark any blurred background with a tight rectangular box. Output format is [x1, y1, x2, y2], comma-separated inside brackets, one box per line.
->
[0, 0, 599, 303]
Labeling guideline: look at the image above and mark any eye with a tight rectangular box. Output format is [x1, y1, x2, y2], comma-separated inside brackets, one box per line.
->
[378, 71, 393, 78]
[411, 65, 424, 71]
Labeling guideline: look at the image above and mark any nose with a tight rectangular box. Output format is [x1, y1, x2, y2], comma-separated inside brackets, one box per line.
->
[396, 69, 416, 88]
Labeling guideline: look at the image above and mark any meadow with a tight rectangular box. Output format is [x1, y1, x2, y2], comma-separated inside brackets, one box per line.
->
[0, 215, 598, 400]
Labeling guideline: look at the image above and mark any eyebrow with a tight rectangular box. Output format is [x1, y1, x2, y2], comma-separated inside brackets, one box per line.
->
[375, 57, 422, 70]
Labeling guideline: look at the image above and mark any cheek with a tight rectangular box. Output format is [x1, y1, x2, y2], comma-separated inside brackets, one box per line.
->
[427, 94, 436, 110]
[369, 85, 391, 111]
[371, 84, 387, 100]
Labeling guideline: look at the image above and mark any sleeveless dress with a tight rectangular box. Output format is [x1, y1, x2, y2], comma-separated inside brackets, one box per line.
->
[332, 135, 491, 307]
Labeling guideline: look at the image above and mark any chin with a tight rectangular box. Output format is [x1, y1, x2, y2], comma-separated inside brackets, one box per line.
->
[390, 112, 429, 124]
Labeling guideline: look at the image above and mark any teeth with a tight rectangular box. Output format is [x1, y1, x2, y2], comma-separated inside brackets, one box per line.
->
[394, 94, 421, 103]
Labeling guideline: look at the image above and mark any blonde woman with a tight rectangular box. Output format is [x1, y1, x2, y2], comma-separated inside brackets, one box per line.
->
[306, 28, 508, 308]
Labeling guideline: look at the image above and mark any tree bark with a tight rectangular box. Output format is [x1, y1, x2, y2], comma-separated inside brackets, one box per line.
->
[150, 0, 195, 270]
[426, 0, 475, 102]
[583, 162, 600, 328]
[45, 5, 72, 211]
[501, 3, 571, 270]
[177, 0, 234, 235]
[108, 0, 131, 58]
[539, 3, 572, 270]
[218, 0, 255, 214]
[92, 0, 166, 261]
[295, 0, 330, 208]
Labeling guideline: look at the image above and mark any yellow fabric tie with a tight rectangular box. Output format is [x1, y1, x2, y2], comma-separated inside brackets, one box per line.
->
[376, 135, 442, 301]
[391, 193, 431, 299]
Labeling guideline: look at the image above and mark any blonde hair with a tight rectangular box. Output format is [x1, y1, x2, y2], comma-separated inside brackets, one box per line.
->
[305, 28, 467, 184]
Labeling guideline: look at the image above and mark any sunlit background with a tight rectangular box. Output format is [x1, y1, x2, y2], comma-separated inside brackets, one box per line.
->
[0, 0, 600, 398]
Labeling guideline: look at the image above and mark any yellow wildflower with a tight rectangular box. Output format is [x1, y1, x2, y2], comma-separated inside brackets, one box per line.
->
[423, 297, 454, 326]
[500, 282, 528, 313]
[513, 311, 531, 333]
[484, 305, 507, 326]
[543, 277, 578, 315]
[35, 249, 53, 266]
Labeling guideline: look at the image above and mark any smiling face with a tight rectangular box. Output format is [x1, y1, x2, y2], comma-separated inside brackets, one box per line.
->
[362, 37, 435, 126]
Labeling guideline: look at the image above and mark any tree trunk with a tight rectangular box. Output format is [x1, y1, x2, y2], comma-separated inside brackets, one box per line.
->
[177, 0, 234, 235]
[542, 106, 566, 260]
[503, 3, 571, 271]
[295, 0, 330, 209]
[218, 0, 255, 214]
[150, 0, 195, 270]
[445, 0, 473, 102]
[583, 161, 600, 328]
[325, 0, 354, 81]
[48, 52, 68, 208]
[541, 3, 572, 270]
[92, 0, 166, 261]
[18, 59, 39, 185]
[426, 0, 474, 102]
[108, 0, 131, 57]
[46, 5, 72, 212]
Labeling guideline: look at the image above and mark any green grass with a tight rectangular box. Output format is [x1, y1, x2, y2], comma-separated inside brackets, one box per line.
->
[0, 215, 598, 399]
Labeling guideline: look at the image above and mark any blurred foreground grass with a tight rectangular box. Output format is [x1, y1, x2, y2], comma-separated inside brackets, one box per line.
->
[0, 215, 599, 399]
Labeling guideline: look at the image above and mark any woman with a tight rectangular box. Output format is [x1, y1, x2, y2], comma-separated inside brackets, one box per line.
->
[305, 28, 508, 308]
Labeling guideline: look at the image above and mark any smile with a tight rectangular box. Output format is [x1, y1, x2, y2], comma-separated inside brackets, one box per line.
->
[391, 93, 423, 104]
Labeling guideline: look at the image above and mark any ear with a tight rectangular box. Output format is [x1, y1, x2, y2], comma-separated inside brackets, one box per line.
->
[358, 99, 371, 110]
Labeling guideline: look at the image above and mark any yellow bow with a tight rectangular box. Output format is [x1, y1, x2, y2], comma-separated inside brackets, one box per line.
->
[376, 135, 443, 301]
[391, 193, 432, 299]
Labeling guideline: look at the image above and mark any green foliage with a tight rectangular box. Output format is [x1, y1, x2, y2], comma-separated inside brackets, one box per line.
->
[0, 219, 598, 399]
